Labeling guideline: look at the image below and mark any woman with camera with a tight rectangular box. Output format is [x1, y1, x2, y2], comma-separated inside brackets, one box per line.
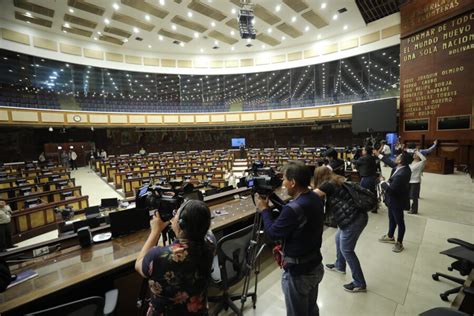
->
[135, 200, 215, 316]
[313, 166, 368, 293]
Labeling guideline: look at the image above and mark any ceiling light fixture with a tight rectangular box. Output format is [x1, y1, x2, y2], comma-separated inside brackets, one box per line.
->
[25, 11, 32, 17]
[194, 32, 199, 38]
[305, 26, 310, 32]
[275, 5, 281, 12]
[123, 38, 128, 42]
[158, 35, 163, 40]
[200, 48, 204, 53]
[64, 22, 70, 28]
[333, 14, 338, 20]
[159, 0, 165, 5]
[231, 8, 236, 14]
[179, 42, 184, 47]
[281, 36, 286, 40]
[321, 3, 327, 9]
[148, 44, 152, 48]
[187, 11, 193, 17]
[113, 3, 119, 10]
[343, 25, 348, 30]
[267, 28, 272, 33]
[145, 14, 150, 21]
[171, 24, 176, 30]
[68, 8, 74, 13]
[291, 16, 296, 23]
[211, 21, 216, 27]
[104, 18, 110, 24]
[230, 30, 235, 35]
[231, 46, 234, 51]
[133, 27, 139, 33]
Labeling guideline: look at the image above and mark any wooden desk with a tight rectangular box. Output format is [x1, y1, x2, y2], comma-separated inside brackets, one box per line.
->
[0, 189, 287, 314]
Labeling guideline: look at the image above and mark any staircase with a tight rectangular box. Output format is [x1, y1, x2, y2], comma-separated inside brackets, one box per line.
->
[231, 159, 248, 178]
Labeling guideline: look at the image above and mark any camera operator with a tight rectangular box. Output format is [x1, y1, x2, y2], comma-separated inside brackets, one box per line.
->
[135, 200, 215, 316]
[324, 147, 345, 176]
[256, 161, 324, 316]
[352, 146, 378, 213]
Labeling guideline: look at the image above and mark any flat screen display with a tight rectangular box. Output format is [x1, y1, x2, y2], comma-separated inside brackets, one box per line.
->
[231, 138, 246, 147]
[352, 99, 397, 134]
[101, 198, 118, 208]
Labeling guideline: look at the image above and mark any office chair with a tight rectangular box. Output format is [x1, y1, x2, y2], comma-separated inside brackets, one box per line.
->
[432, 238, 474, 301]
[25, 288, 118, 316]
[419, 307, 469, 316]
[208, 225, 256, 316]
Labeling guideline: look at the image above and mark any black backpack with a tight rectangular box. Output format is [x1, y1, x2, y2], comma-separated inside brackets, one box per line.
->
[342, 182, 378, 212]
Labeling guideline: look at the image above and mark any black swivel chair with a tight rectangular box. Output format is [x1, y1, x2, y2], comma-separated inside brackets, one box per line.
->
[25, 288, 118, 316]
[432, 238, 474, 301]
[208, 225, 256, 316]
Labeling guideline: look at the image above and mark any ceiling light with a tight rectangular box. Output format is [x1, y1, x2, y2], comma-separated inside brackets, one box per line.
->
[133, 27, 139, 33]
[291, 16, 296, 23]
[148, 44, 152, 48]
[200, 48, 204, 53]
[231, 46, 234, 51]
[171, 24, 176, 30]
[230, 30, 235, 35]
[145, 14, 150, 21]
[158, 35, 163, 40]
[343, 25, 348, 30]
[262, 44, 266, 49]
[97, 31, 102, 35]
[113, 3, 119, 10]
[247, 38, 251, 43]
[305, 26, 310, 32]
[275, 5, 281, 12]
[123, 38, 128, 42]
[333, 14, 338, 20]
[68, 8, 74, 13]
[179, 42, 184, 47]
[281, 36, 286, 40]
[104, 18, 110, 24]
[214, 40, 218, 45]
[211, 21, 216, 27]
[194, 32, 199, 38]
[187, 11, 193, 17]
[93, 37, 98, 40]
[159, 0, 165, 5]
[64, 22, 70, 28]
[49, 127, 53, 132]
[25, 11, 32, 17]
[231, 8, 236, 14]
[321, 3, 327, 9]
[267, 28, 272, 33]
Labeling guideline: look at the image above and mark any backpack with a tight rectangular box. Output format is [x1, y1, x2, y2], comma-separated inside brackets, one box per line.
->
[342, 181, 378, 212]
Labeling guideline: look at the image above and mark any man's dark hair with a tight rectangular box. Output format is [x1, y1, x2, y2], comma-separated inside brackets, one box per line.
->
[364, 146, 373, 154]
[399, 151, 414, 166]
[324, 148, 338, 160]
[282, 160, 311, 188]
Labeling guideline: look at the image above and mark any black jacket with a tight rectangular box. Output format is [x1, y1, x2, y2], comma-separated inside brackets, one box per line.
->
[353, 155, 377, 177]
[329, 159, 345, 176]
[320, 182, 360, 229]
[380, 156, 411, 210]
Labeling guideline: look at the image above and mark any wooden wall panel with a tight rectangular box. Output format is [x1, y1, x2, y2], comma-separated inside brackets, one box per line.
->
[33, 37, 57, 51]
[60, 43, 82, 56]
[2, 28, 30, 45]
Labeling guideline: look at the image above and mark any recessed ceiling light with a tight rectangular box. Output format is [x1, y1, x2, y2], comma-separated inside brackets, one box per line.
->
[159, 0, 165, 5]
[187, 11, 193, 17]
[275, 4, 281, 12]
[291, 16, 296, 23]
[64, 22, 70, 28]
[25, 11, 32, 17]
[211, 21, 216, 27]
[214, 40, 218, 45]
[148, 44, 152, 48]
[200, 48, 204, 53]
[93, 37, 98, 40]
[171, 24, 176, 30]
[247, 38, 251, 43]
[104, 18, 110, 24]
[158, 35, 163, 40]
[179, 42, 184, 47]
[230, 30, 235, 35]
[281, 36, 286, 40]
[267, 28, 272, 33]
[231, 46, 234, 51]
[68, 8, 74, 13]
[262, 44, 266, 49]
[343, 25, 348, 30]
[27, 21, 31, 24]
[333, 14, 338, 20]
[305, 26, 310, 32]
[113, 3, 119, 10]
[133, 27, 139, 33]
[145, 14, 150, 21]
[321, 3, 327, 9]
[231, 8, 236, 14]
[194, 32, 199, 38]
[317, 34, 321, 39]
[97, 31, 102, 35]
[123, 38, 128, 42]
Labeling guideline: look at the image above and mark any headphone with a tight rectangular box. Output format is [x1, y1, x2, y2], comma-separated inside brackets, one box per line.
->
[177, 200, 192, 231]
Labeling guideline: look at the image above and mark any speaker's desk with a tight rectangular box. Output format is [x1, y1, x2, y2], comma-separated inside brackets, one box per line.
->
[0, 189, 286, 315]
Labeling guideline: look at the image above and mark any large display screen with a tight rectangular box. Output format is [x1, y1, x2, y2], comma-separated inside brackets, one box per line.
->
[231, 138, 246, 147]
[352, 98, 397, 134]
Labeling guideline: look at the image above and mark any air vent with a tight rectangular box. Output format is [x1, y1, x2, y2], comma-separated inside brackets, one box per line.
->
[135, 37, 143, 41]
[173, 40, 181, 45]
[246, 43, 253, 47]
[212, 46, 219, 49]
[338, 8, 347, 13]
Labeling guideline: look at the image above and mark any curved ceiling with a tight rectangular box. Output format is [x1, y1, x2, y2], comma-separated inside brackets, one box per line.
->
[2, 0, 370, 56]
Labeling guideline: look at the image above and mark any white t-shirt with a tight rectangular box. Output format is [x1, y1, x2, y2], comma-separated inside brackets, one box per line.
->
[71, 151, 78, 160]
[382, 144, 391, 155]
[410, 151, 427, 183]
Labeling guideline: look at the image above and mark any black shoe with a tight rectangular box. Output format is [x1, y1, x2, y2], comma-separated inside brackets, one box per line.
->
[10, 274, 17, 281]
[343, 282, 367, 293]
[407, 210, 417, 214]
[325, 263, 346, 274]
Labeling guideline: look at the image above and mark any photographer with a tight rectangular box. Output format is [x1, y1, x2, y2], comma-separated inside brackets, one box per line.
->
[324, 148, 345, 176]
[352, 146, 378, 213]
[256, 161, 324, 316]
[135, 200, 215, 316]
[313, 166, 368, 293]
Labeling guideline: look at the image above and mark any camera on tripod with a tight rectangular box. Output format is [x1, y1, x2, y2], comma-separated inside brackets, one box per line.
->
[237, 161, 282, 196]
[135, 179, 203, 221]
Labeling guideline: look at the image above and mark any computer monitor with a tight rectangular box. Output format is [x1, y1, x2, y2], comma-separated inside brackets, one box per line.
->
[109, 208, 149, 238]
[20, 187, 32, 196]
[101, 198, 119, 208]
[85, 206, 100, 219]
[61, 191, 73, 199]
[25, 198, 40, 208]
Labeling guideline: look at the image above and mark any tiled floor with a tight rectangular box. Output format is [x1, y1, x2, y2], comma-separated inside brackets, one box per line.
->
[15, 166, 474, 315]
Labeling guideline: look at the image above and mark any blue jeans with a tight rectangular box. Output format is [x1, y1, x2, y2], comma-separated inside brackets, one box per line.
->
[360, 176, 376, 194]
[282, 263, 324, 316]
[335, 212, 368, 287]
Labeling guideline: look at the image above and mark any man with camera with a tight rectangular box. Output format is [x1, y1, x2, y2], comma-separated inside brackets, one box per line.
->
[324, 147, 345, 176]
[257, 161, 325, 316]
[352, 146, 378, 213]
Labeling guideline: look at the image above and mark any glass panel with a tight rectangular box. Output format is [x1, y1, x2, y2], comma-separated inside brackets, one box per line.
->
[404, 119, 429, 131]
[437, 116, 470, 130]
[245, 72, 267, 111]
[224, 74, 246, 111]
[268, 69, 290, 109]
[290, 65, 314, 108]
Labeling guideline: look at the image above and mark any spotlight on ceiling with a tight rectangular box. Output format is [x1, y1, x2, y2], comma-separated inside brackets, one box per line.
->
[48, 127, 53, 132]
[238, 0, 256, 40]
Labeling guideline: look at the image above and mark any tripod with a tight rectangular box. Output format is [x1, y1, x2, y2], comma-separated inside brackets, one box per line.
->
[239, 209, 266, 314]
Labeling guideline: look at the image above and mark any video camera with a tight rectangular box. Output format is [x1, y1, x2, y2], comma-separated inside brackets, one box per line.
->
[135, 179, 203, 221]
[237, 161, 285, 211]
